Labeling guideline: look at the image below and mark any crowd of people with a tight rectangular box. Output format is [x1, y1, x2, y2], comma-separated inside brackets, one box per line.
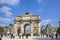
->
[0, 32, 29, 40]
[0, 32, 60, 40]
[0, 33, 3, 40]
[51, 33, 59, 39]
[10, 33, 29, 39]
[41, 33, 59, 39]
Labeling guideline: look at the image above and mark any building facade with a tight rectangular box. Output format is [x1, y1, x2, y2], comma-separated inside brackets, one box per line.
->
[41, 24, 57, 37]
[4, 24, 14, 35]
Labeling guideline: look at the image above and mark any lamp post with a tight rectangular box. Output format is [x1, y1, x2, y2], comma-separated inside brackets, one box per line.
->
[59, 21, 60, 27]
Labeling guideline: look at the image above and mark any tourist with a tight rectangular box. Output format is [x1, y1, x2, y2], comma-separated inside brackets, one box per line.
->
[51, 35, 53, 39]
[13, 33, 15, 39]
[11, 33, 13, 39]
[43, 34, 44, 37]
[51, 33, 54, 39]
[0, 33, 1, 40]
[55, 33, 58, 39]
[22, 33, 24, 39]
[19, 33, 22, 39]
[4, 33, 6, 37]
[26, 33, 28, 39]
[0, 33, 2, 40]
[46, 34, 48, 37]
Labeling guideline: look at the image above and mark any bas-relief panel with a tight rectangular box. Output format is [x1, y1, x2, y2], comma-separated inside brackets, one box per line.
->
[32, 16, 37, 19]
[17, 22, 21, 28]
[15, 17, 21, 20]
[33, 23, 38, 28]
[22, 16, 30, 20]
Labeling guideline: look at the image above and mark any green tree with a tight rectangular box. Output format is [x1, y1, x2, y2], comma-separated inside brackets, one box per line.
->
[56, 27, 60, 34]
[0, 26, 4, 33]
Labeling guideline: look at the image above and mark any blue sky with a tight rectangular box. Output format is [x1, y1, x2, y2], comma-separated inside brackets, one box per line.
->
[0, 0, 60, 27]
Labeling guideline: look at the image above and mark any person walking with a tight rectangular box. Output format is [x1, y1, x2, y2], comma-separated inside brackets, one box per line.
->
[51, 35, 53, 39]
[0, 33, 2, 40]
[19, 33, 22, 39]
[11, 33, 13, 39]
[22, 33, 24, 39]
[0, 33, 1, 40]
[13, 33, 15, 39]
[1, 33, 3, 38]
[51, 33, 54, 39]
[26, 33, 28, 39]
[55, 33, 58, 39]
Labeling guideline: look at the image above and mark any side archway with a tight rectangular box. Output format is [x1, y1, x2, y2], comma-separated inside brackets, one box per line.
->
[17, 28, 21, 35]
[33, 29, 38, 36]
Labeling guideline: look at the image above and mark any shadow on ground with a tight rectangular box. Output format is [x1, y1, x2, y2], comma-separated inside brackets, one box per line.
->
[32, 38, 60, 40]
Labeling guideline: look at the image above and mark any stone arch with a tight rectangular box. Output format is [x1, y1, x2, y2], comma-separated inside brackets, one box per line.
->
[14, 13, 40, 36]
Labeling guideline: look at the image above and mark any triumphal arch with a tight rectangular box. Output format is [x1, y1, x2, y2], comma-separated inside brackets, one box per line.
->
[14, 13, 40, 36]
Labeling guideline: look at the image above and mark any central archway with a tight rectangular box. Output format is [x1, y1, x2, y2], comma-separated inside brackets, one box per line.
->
[24, 24, 31, 36]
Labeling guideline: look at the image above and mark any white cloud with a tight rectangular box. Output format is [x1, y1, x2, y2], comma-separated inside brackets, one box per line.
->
[0, 0, 20, 5]
[0, 6, 12, 17]
[41, 19, 52, 26]
[0, 17, 11, 22]
[38, 9, 43, 12]
[0, 17, 14, 26]
[0, 23, 8, 26]
[38, 0, 44, 3]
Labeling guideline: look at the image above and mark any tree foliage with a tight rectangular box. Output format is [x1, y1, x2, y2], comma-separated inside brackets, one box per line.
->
[0, 26, 4, 33]
[56, 27, 60, 34]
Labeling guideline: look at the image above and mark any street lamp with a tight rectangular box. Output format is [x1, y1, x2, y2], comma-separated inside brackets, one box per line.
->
[59, 21, 60, 27]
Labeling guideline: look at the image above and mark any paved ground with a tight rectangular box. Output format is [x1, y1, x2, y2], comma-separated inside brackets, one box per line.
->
[33, 38, 60, 40]
[2, 36, 33, 40]
[2, 36, 60, 40]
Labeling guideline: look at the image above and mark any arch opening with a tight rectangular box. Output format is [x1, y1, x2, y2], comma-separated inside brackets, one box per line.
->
[33, 29, 38, 36]
[24, 24, 31, 36]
